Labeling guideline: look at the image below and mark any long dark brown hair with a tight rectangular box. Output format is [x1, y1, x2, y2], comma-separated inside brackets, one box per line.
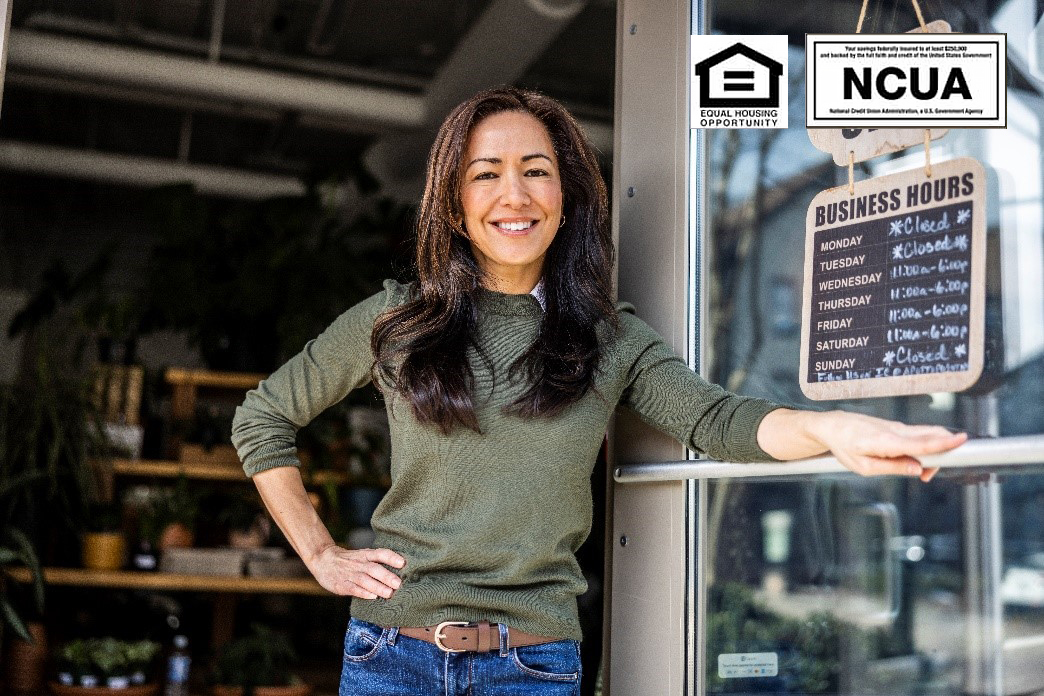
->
[371, 87, 615, 433]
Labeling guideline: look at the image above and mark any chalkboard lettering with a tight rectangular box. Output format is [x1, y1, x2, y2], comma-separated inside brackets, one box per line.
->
[820, 235, 863, 251]
[817, 293, 873, 311]
[801, 157, 985, 400]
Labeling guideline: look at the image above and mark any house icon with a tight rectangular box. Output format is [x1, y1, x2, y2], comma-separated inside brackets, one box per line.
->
[693, 42, 783, 108]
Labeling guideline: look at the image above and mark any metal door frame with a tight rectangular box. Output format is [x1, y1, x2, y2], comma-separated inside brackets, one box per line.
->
[609, 0, 1041, 693]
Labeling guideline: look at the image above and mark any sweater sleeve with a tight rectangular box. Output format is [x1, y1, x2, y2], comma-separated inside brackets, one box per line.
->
[231, 280, 405, 477]
[615, 304, 783, 463]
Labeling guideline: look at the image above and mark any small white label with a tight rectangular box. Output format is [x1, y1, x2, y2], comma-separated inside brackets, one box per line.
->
[718, 652, 779, 678]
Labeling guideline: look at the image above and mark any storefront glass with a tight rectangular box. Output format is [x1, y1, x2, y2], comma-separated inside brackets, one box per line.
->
[696, 0, 1044, 693]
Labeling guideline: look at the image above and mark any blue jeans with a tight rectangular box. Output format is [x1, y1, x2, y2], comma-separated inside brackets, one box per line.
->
[339, 618, 582, 695]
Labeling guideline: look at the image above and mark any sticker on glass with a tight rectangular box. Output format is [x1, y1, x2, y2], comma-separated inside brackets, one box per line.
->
[718, 652, 779, 678]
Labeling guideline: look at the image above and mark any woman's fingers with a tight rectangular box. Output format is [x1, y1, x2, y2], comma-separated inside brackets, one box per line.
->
[364, 547, 407, 570]
[869, 430, 966, 458]
[920, 466, 940, 482]
[897, 430, 967, 455]
[347, 549, 405, 599]
[838, 452, 941, 479]
[826, 413, 969, 481]
[348, 567, 396, 599]
[863, 454, 925, 476]
[311, 545, 405, 599]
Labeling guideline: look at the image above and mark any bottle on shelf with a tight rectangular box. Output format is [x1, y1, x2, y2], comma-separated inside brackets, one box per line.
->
[164, 634, 191, 696]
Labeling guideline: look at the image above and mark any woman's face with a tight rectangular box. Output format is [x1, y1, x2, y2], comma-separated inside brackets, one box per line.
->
[460, 110, 563, 293]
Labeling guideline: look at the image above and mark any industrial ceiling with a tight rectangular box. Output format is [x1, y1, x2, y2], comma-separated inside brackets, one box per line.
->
[0, 0, 617, 199]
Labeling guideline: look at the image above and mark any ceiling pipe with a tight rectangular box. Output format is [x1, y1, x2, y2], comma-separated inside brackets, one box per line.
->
[22, 13, 427, 90]
[4, 71, 389, 136]
[6, 30, 427, 130]
[0, 140, 307, 199]
[364, 0, 593, 193]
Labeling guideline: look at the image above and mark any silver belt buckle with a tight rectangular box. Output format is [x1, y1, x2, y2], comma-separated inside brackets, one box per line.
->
[433, 621, 471, 653]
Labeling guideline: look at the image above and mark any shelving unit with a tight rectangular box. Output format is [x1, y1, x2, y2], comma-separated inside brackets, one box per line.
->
[6, 567, 327, 595]
[7, 565, 329, 647]
[165, 367, 266, 423]
[110, 458, 350, 485]
[14, 366, 378, 690]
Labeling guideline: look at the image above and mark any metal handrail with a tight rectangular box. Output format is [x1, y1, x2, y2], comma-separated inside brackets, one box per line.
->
[613, 434, 1044, 483]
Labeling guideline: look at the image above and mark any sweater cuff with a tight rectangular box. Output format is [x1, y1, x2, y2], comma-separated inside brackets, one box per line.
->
[241, 444, 302, 478]
[725, 400, 788, 463]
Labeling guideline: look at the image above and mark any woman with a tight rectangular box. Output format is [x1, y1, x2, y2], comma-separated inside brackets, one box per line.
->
[231, 87, 965, 695]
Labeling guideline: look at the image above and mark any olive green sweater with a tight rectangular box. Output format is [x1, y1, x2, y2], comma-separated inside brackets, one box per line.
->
[231, 279, 780, 640]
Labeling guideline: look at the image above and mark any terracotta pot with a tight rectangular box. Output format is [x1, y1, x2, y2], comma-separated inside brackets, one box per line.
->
[158, 522, 195, 551]
[82, 532, 126, 571]
[49, 682, 159, 696]
[211, 685, 311, 696]
[3, 621, 47, 693]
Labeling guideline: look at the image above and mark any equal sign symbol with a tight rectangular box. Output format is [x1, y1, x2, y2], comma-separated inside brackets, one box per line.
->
[723, 71, 755, 91]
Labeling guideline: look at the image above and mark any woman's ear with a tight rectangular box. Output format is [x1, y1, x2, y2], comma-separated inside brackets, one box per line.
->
[453, 217, 467, 237]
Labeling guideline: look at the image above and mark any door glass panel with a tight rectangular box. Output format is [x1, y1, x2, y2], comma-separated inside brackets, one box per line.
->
[698, 0, 1044, 692]
[1001, 472, 1044, 695]
[705, 466, 1044, 695]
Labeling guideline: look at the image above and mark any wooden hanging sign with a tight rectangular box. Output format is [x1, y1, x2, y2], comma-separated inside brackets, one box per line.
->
[799, 157, 986, 400]
[808, 127, 951, 167]
[808, 21, 952, 165]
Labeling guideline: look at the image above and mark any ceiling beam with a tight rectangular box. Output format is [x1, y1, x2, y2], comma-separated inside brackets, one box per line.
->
[0, 140, 307, 199]
[6, 29, 427, 130]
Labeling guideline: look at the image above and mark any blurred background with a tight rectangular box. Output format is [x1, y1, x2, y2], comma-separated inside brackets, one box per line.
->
[2, 1, 1043, 695]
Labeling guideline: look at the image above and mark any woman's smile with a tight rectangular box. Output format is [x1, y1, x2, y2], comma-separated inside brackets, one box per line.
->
[490, 217, 538, 234]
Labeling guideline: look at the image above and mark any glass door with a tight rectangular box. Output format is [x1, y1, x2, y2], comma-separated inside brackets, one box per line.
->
[691, 0, 1044, 693]
[702, 465, 1044, 696]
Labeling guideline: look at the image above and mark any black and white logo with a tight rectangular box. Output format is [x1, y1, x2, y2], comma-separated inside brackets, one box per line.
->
[690, 35, 789, 129]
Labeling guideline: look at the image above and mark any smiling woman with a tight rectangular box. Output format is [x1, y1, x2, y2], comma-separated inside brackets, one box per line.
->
[231, 86, 966, 696]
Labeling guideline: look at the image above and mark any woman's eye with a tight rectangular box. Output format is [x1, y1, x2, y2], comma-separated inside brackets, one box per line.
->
[525, 168, 549, 177]
[474, 171, 497, 180]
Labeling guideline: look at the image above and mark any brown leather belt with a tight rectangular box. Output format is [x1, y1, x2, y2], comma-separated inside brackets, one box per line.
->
[398, 621, 558, 653]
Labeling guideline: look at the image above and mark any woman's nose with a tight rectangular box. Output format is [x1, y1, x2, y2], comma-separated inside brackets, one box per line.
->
[498, 174, 531, 207]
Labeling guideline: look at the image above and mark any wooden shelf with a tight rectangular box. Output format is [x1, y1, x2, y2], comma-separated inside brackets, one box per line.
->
[164, 367, 266, 390]
[109, 459, 350, 485]
[7, 567, 328, 595]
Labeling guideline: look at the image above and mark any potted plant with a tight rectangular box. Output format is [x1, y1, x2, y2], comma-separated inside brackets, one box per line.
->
[54, 639, 91, 686]
[90, 636, 132, 689]
[0, 332, 101, 565]
[211, 624, 310, 696]
[140, 478, 200, 552]
[1, 336, 93, 693]
[0, 525, 47, 693]
[81, 502, 126, 571]
[125, 639, 161, 685]
[52, 637, 161, 693]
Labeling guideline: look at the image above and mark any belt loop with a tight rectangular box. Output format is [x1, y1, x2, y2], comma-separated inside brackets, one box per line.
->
[498, 623, 509, 657]
[387, 627, 399, 646]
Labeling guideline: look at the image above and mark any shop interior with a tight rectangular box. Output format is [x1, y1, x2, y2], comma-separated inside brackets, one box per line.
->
[2, 0, 1044, 695]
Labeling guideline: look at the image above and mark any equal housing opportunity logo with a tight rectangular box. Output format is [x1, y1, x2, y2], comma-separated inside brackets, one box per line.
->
[691, 35, 789, 129]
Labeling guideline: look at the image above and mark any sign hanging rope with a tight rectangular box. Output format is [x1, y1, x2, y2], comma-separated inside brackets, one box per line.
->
[856, 0, 929, 33]
[848, 0, 933, 193]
